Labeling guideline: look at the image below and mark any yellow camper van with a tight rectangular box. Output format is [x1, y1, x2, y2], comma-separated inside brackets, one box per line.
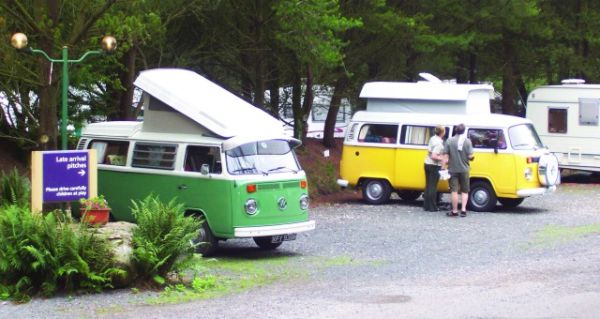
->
[337, 74, 559, 211]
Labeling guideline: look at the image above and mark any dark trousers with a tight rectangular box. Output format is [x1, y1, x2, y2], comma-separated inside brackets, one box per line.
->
[424, 164, 441, 211]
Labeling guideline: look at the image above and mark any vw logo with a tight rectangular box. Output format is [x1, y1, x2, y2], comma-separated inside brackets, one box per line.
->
[277, 197, 287, 210]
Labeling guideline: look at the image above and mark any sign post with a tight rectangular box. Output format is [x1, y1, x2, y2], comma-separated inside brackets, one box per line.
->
[31, 150, 97, 213]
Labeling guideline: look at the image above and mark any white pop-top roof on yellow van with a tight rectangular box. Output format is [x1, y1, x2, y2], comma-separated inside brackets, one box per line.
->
[134, 68, 285, 139]
[360, 76, 494, 115]
[351, 110, 532, 128]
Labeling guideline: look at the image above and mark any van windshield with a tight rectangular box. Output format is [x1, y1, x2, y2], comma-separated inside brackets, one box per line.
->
[508, 124, 544, 150]
[225, 140, 300, 175]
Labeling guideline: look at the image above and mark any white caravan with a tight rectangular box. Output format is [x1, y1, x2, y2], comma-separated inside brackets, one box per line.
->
[527, 80, 600, 172]
[274, 86, 352, 138]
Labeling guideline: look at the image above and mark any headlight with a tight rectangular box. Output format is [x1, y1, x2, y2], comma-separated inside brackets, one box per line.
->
[299, 194, 309, 210]
[244, 199, 258, 215]
[524, 167, 532, 181]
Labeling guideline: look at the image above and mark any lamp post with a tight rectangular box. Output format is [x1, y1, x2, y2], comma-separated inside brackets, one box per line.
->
[11, 33, 117, 150]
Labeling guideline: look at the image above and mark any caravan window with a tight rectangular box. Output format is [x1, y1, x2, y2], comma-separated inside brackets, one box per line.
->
[468, 129, 507, 149]
[548, 108, 567, 133]
[132, 143, 177, 170]
[579, 98, 599, 125]
[357, 124, 398, 144]
[89, 140, 129, 166]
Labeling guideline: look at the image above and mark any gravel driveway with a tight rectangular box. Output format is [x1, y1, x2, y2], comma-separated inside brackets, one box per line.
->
[2, 181, 600, 319]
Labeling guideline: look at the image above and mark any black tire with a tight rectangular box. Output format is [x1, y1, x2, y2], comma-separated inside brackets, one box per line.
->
[194, 218, 218, 256]
[467, 181, 497, 212]
[361, 179, 392, 204]
[253, 236, 283, 250]
[498, 197, 525, 208]
[397, 190, 422, 201]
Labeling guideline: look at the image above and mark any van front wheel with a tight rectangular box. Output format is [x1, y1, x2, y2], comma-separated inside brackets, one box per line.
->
[362, 179, 391, 204]
[194, 219, 218, 256]
[468, 181, 497, 212]
[253, 236, 283, 250]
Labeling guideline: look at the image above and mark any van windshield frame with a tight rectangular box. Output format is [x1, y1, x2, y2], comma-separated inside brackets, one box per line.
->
[508, 124, 544, 150]
[225, 140, 301, 175]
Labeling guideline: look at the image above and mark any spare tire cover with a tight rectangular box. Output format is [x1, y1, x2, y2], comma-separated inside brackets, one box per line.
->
[538, 154, 560, 186]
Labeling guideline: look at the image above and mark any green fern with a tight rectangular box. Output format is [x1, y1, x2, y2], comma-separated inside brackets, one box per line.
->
[131, 195, 200, 285]
[0, 205, 124, 301]
[0, 169, 31, 208]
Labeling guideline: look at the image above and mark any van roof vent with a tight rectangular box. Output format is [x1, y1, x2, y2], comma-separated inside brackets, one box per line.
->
[561, 79, 585, 85]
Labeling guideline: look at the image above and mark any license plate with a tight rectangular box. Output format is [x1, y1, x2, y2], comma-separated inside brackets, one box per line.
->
[271, 233, 297, 243]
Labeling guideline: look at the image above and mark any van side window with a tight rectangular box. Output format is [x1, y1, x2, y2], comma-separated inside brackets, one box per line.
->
[185, 146, 222, 174]
[400, 125, 449, 145]
[357, 124, 398, 144]
[89, 140, 129, 166]
[132, 143, 177, 170]
[467, 129, 507, 149]
[548, 108, 567, 133]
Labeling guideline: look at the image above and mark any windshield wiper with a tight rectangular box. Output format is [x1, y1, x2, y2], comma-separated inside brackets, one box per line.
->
[267, 166, 298, 174]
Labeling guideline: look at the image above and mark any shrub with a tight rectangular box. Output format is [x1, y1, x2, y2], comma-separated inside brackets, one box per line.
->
[0, 206, 124, 302]
[0, 168, 30, 207]
[307, 160, 339, 196]
[131, 195, 201, 285]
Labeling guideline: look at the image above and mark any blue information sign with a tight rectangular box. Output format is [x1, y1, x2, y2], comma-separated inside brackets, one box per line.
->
[43, 150, 89, 202]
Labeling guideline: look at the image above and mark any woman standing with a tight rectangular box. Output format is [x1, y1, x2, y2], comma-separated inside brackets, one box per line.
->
[423, 125, 446, 212]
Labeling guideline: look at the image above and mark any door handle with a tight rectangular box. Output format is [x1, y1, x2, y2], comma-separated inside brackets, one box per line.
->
[178, 184, 188, 190]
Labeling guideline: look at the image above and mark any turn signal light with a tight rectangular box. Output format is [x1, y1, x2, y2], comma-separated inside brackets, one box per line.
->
[246, 184, 257, 193]
[526, 157, 533, 164]
[300, 180, 307, 189]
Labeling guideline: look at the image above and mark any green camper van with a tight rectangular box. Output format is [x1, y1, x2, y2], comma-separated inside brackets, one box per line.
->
[77, 69, 315, 254]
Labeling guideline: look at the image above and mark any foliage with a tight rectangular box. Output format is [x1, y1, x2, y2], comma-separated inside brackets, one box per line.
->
[130, 194, 201, 285]
[306, 160, 338, 197]
[0, 168, 30, 208]
[0, 206, 124, 302]
[79, 195, 109, 210]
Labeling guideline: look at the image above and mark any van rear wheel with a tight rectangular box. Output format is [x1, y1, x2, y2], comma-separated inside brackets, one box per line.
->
[498, 197, 525, 208]
[362, 179, 392, 204]
[468, 181, 497, 212]
[253, 236, 283, 250]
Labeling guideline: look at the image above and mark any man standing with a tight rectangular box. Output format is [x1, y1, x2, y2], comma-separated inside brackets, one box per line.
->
[423, 125, 446, 212]
[444, 123, 474, 217]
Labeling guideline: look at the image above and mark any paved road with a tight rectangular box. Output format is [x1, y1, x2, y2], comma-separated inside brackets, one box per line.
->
[2, 182, 600, 319]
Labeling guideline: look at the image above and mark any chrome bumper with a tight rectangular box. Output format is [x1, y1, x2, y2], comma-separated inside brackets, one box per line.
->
[234, 220, 316, 237]
[337, 179, 349, 188]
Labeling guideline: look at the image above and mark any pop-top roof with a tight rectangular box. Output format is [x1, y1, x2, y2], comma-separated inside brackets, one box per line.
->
[360, 81, 494, 101]
[134, 68, 285, 139]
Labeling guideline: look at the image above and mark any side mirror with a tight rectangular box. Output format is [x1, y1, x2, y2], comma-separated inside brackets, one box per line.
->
[200, 164, 210, 175]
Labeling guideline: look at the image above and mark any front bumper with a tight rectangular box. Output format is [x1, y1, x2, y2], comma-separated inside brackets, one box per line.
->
[234, 220, 316, 237]
[337, 179, 349, 188]
[516, 185, 556, 197]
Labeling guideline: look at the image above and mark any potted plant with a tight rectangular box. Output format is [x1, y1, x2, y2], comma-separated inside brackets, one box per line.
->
[79, 195, 110, 226]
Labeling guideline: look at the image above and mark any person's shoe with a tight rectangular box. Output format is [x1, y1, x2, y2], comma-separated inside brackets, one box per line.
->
[446, 211, 459, 217]
[460, 211, 467, 217]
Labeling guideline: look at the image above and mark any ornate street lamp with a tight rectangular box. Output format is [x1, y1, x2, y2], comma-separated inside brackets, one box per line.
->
[11, 33, 117, 150]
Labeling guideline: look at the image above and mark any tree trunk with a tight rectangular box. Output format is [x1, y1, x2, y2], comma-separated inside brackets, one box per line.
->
[301, 64, 314, 143]
[501, 33, 517, 115]
[117, 47, 137, 120]
[292, 72, 303, 139]
[323, 75, 348, 148]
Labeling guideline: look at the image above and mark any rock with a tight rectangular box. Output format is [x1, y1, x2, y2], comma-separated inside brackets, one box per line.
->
[94, 221, 138, 287]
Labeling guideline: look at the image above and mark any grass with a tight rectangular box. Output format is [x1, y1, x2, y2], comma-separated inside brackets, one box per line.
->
[532, 223, 600, 246]
[142, 254, 384, 305]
